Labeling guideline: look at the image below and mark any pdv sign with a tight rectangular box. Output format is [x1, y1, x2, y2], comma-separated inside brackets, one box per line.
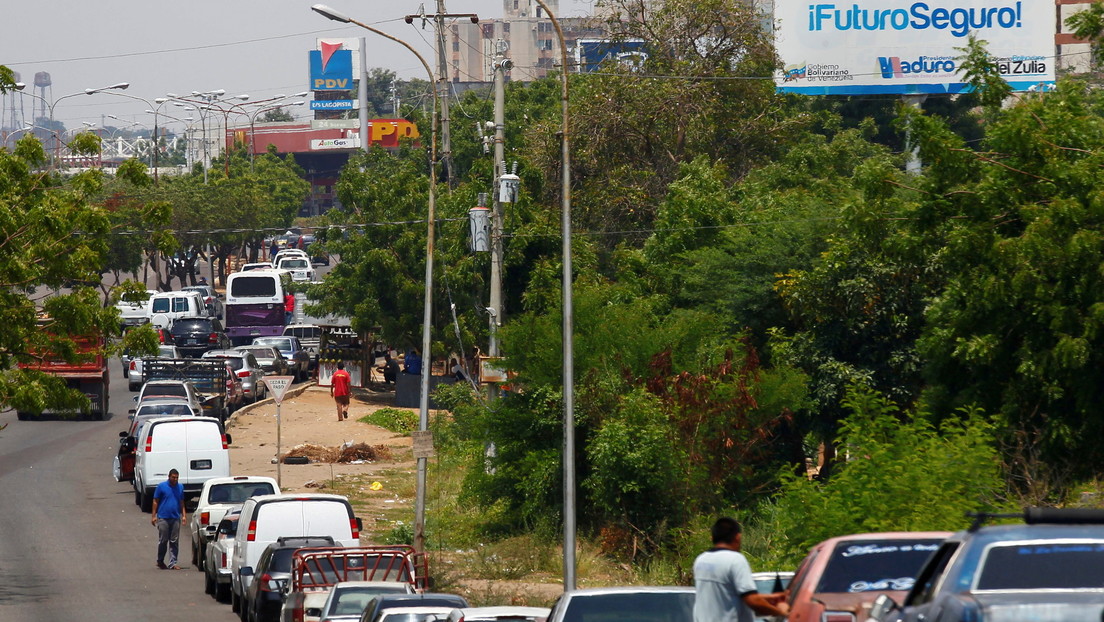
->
[309, 42, 353, 91]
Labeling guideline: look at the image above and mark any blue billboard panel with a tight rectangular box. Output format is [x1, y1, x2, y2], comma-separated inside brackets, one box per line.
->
[575, 39, 648, 73]
[775, 0, 1055, 95]
[310, 100, 355, 111]
[309, 49, 353, 91]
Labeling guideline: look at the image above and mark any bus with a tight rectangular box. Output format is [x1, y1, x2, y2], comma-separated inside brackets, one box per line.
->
[225, 269, 292, 345]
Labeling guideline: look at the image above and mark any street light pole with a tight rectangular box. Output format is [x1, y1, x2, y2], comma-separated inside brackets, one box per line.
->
[312, 2, 439, 556]
[530, 0, 576, 591]
[18, 82, 129, 171]
[101, 92, 168, 180]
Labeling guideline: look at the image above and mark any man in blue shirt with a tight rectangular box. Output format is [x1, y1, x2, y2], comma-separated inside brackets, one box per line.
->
[693, 518, 788, 622]
[404, 349, 422, 375]
[150, 468, 187, 569]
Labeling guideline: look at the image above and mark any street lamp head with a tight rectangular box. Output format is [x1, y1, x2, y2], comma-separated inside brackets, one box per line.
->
[155, 97, 168, 104]
[213, 89, 226, 96]
[108, 114, 120, 120]
[14, 82, 26, 91]
[312, 4, 352, 23]
[167, 92, 180, 98]
[234, 94, 250, 101]
[294, 91, 309, 97]
[110, 82, 129, 91]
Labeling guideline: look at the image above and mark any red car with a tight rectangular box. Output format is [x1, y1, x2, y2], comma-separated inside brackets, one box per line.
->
[786, 531, 951, 622]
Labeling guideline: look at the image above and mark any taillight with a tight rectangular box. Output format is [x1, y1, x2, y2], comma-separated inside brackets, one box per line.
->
[200, 511, 210, 526]
[247, 519, 257, 541]
[144, 428, 153, 452]
[221, 552, 227, 568]
[222, 434, 228, 450]
[350, 518, 359, 539]
[259, 573, 276, 592]
[208, 332, 219, 344]
[292, 603, 304, 622]
[823, 613, 856, 622]
[158, 331, 167, 344]
[129, 360, 137, 371]
[237, 370, 250, 378]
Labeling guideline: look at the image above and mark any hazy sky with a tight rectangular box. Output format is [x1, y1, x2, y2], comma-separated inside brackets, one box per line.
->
[3, 0, 594, 132]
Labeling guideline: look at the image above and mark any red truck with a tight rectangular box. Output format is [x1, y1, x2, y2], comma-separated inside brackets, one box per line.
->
[17, 334, 110, 420]
[281, 546, 428, 622]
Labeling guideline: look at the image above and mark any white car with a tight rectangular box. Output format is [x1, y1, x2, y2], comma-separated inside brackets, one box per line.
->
[272, 248, 309, 267]
[189, 475, 279, 572]
[127, 345, 182, 391]
[133, 379, 204, 414]
[313, 582, 419, 622]
[204, 508, 243, 602]
[116, 289, 156, 328]
[182, 284, 224, 319]
[276, 255, 316, 282]
[445, 606, 552, 622]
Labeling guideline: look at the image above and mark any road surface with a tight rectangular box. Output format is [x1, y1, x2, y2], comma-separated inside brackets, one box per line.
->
[0, 356, 238, 621]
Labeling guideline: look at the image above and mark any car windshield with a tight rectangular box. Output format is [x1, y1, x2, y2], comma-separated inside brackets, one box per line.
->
[242, 347, 278, 359]
[231, 275, 278, 297]
[136, 403, 194, 417]
[156, 346, 177, 358]
[208, 355, 244, 371]
[172, 319, 213, 334]
[379, 613, 450, 622]
[975, 541, 1104, 590]
[254, 338, 292, 350]
[815, 539, 943, 593]
[208, 482, 275, 504]
[558, 592, 695, 622]
[280, 259, 309, 269]
[143, 384, 187, 398]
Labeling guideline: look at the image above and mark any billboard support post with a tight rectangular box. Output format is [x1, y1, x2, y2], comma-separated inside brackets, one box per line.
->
[903, 94, 927, 175]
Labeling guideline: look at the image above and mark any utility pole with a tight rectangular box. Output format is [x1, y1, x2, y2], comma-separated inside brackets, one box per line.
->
[404, 7, 478, 187]
[488, 43, 511, 401]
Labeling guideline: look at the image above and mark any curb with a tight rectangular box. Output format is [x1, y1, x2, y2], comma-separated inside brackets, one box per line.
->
[226, 381, 316, 428]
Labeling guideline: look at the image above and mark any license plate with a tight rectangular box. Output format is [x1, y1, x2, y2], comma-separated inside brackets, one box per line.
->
[250, 329, 261, 336]
[188, 338, 197, 345]
[191, 459, 212, 470]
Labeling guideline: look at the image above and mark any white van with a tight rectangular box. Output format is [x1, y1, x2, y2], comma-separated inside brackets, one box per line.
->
[230, 493, 361, 608]
[148, 290, 210, 328]
[132, 416, 231, 514]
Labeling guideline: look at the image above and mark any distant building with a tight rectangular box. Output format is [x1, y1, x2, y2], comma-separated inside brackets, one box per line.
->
[1058, 0, 1094, 74]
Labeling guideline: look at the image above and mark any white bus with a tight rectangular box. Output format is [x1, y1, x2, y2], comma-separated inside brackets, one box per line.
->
[225, 269, 292, 345]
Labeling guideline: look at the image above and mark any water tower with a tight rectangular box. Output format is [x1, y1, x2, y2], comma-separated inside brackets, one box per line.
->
[34, 71, 52, 121]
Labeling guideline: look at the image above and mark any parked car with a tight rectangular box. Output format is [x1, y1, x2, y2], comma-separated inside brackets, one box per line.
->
[240, 262, 275, 272]
[752, 572, 793, 622]
[221, 359, 245, 415]
[148, 290, 210, 328]
[252, 336, 310, 381]
[169, 316, 231, 357]
[445, 606, 551, 622]
[785, 531, 950, 622]
[235, 345, 290, 377]
[202, 349, 267, 402]
[545, 587, 695, 622]
[183, 284, 224, 319]
[231, 494, 362, 614]
[205, 508, 243, 602]
[870, 509, 1104, 622]
[120, 326, 173, 377]
[133, 380, 204, 414]
[276, 255, 316, 282]
[132, 415, 231, 512]
[281, 546, 423, 622]
[358, 594, 470, 622]
[130, 396, 202, 419]
[127, 344, 183, 391]
[313, 581, 419, 622]
[189, 475, 279, 571]
[375, 606, 456, 622]
[116, 289, 157, 329]
[272, 248, 309, 268]
[283, 324, 321, 368]
[241, 537, 340, 622]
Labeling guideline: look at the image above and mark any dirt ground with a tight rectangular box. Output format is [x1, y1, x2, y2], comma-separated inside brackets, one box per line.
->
[227, 382, 411, 494]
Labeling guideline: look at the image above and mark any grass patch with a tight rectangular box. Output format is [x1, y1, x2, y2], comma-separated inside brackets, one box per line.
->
[358, 407, 418, 434]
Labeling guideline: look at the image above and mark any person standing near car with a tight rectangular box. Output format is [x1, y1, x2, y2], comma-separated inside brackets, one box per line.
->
[693, 517, 788, 622]
[331, 361, 351, 421]
[284, 292, 295, 324]
[151, 468, 187, 570]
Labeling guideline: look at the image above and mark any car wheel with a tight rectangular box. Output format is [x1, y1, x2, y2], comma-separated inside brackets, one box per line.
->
[215, 579, 230, 602]
[134, 487, 141, 506]
[196, 543, 205, 571]
[128, 382, 139, 392]
[231, 589, 241, 613]
[204, 568, 215, 595]
[140, 488, 153, 513]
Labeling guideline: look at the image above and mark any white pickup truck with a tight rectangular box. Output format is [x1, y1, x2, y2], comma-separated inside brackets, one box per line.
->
[188, 476, 280, 570]
[116, 289, 157, 329]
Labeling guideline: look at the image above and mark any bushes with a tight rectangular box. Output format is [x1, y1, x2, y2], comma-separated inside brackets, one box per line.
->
[360, 407, 418, 434]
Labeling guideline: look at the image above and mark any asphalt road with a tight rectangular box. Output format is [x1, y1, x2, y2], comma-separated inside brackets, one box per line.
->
[0, 356, 238, 621]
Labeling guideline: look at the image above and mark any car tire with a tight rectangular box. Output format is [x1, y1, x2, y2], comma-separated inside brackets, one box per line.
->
[204, 568, 215, 595]
[128, 382, 139, 392]
[231, 589, 241, 613]
[140, 488, 153, 513]
[215, 580, 230, 603]
[134, 486, 141, 507]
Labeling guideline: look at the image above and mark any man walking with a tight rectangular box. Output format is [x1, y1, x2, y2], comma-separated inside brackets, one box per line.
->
[331, 361, 351, 421]
[284, 292, 296, 325]
[151, 468, 187, 570]
[693, 517, 788, 622]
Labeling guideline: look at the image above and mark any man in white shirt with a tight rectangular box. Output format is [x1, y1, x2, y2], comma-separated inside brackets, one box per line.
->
[693, 517, 789, 622]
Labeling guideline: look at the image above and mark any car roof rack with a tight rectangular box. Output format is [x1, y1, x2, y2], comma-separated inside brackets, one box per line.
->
[967, 508, 1104, 532]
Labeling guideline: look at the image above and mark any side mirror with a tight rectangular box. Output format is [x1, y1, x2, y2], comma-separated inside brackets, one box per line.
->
[869, 594, 899, 621]
[240, 566, 254, 577]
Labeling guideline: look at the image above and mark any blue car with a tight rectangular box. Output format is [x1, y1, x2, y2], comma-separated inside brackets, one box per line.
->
[871, 508, 1104, 622]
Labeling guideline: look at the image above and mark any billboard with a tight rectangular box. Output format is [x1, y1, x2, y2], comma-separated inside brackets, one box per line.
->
[775, 1, 1055, 95]
[575, 39, 649, 73]
[309, 39, 359, 91]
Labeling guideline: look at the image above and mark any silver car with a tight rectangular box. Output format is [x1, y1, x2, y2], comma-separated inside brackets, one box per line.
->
[204, 508, 243, 602]
[127, 345, 183, 391]
[202, 350, 267, 403]
[182, 284, 224, 319]
[234, 345, 290, 376]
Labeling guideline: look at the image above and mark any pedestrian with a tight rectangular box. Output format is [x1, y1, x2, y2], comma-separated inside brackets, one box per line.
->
[693, 517, 789, 622]
[151, 468, 187, 570]
[331, 361, 351, 421]
[284, 292, 295, 325]
[450, 357, 468, 381]
[377, 353, 399, 385]
[403, 349, 422, 376]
